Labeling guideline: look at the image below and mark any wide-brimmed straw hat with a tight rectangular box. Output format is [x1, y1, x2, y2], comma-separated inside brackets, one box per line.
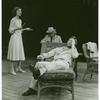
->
[46, 27, 56, 34]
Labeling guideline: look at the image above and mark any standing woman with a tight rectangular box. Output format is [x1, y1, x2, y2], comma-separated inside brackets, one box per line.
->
[7, 7, 32, 75]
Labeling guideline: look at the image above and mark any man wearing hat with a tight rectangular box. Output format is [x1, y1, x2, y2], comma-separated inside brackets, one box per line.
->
[40, 27, 62, 43]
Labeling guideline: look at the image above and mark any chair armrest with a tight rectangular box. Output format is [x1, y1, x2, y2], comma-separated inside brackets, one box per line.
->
[87, 57, 98, 62]
[90, 57, 98, 59]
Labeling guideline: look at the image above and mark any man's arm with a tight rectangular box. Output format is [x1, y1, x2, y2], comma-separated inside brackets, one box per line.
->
[40, 35, 49, 43]
[71, 45, 79, 59]
[37, 48, 58, 59]
[58, 35, 63, 43]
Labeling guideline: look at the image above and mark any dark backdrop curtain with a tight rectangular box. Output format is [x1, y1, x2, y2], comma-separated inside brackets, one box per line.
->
[2, 0, 98, 57]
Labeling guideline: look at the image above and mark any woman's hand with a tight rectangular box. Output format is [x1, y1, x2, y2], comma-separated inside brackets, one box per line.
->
[24, 28, 33, 31]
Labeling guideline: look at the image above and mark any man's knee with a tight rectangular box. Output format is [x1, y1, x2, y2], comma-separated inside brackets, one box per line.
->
[35, 61, 44, 69]
[35, 62, 40, 68]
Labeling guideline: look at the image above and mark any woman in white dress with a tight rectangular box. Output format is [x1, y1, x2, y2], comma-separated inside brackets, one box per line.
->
[7, 7, 32, 75]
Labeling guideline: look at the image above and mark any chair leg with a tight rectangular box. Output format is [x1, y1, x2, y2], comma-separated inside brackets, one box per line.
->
[74, 60, 78, 81]
[72, 81, 74, 100]
[90, 73, 93, 80]
[37, 82, 40, 100]
[82, 68, 89, 81]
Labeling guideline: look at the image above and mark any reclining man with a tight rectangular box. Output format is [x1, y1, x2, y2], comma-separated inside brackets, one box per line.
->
[22, 36, 79, 96]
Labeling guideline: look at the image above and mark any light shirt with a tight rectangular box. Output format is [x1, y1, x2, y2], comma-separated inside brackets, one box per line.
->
[42, 46, 79, 65]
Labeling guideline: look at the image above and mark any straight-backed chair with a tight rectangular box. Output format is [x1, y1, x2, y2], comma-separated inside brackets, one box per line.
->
[82, 43, 98, 80]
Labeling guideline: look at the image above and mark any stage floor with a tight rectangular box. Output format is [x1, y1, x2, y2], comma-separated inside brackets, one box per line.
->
[2, 60, 98, 100]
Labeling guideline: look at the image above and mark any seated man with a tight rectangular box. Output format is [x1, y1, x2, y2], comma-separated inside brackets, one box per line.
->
[22, 36, 79, 96]
[40, 27, 63, 43]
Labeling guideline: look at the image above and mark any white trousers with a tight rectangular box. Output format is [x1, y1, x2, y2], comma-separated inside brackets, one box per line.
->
[29, 77, 38, 90]
[35, 60, 69, 75]
[29, 60, 69, 90]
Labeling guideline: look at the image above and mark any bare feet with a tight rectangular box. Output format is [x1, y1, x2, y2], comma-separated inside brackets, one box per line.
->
[17, 67, 26, 73]
[10, 71, 16, 75]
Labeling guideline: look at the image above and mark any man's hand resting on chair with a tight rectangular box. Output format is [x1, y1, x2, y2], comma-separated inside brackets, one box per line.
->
[37, 55, 44, 61]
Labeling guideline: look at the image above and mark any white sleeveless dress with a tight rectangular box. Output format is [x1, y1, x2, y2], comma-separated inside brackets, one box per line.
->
[7, 17, 25, 61]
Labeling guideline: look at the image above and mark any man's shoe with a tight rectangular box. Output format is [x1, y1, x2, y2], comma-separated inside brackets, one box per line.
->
[22, 88, 37, 96]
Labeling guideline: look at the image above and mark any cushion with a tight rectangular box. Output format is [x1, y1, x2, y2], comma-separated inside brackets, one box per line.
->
[39, 68, 75, 81]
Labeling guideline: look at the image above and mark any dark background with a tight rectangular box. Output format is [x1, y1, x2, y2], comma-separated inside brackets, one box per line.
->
[2, 0, 98, 58]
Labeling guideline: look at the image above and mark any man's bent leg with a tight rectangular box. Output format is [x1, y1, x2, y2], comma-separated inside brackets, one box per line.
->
[54, 60, 69, 70]
[31, 61, 54, 79]
[29, 61, 68, 79]
[36, 62, 47, 75]
[29, 62, 41, 79]
[33, 61, 49, 76]
[44, 60, 69, 71]
[29, 77, 38, 90]
[22, 77, 37, 96]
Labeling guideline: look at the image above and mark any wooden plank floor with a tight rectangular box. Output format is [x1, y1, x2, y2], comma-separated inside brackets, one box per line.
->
[2, 61, 98, 100]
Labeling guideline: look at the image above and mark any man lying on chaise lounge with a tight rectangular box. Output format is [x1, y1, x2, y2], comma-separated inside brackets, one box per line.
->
[22, 36, 79, 96]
